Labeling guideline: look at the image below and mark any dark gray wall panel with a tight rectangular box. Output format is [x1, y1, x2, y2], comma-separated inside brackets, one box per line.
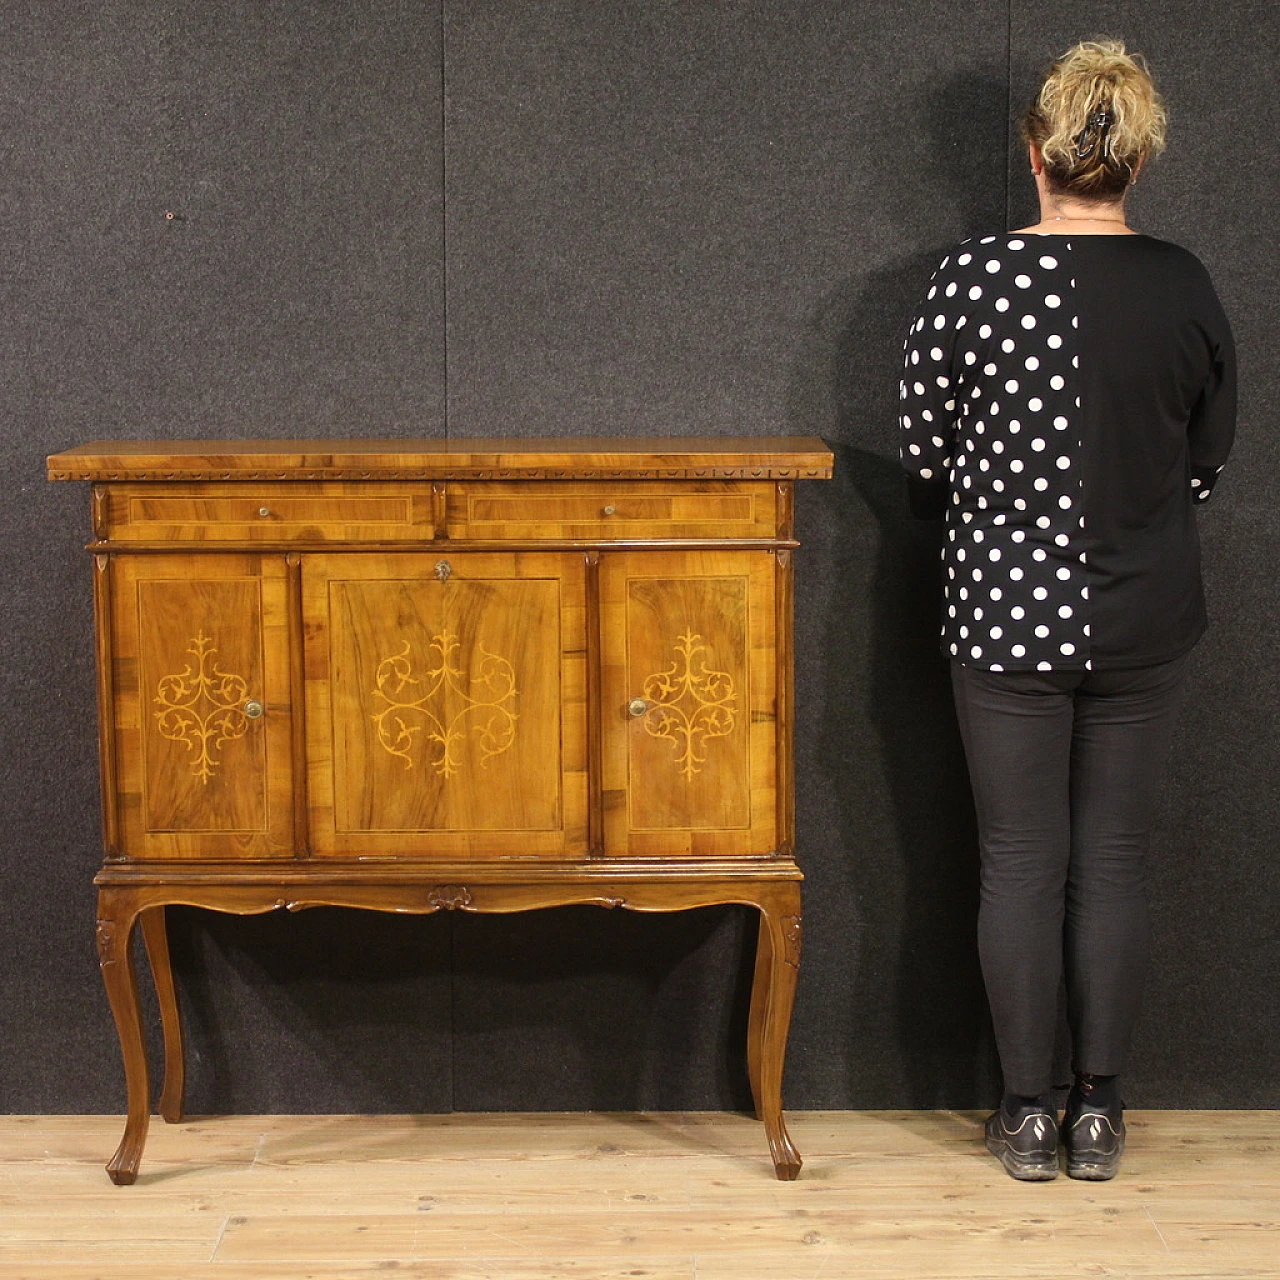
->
[445, 0, 1009, 438]
[131, 0, 445, 438]
[0, 0, 447, 1113]
[445, 0, 1009, 1110]
[1008, 3, 1280, 1107]
[4, 1, 1276, 1117]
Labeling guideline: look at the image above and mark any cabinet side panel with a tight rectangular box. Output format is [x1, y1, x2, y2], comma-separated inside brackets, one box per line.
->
[93, 555, 121, 856]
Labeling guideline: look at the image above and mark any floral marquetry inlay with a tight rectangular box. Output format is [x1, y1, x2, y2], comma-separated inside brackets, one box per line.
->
[371, 634, 518, 776]
[640, 630, 737, 778]
[154, 632, 252, 783]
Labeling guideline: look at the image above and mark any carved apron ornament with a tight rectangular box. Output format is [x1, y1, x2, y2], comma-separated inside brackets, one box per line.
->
[427, 885, 473, 911]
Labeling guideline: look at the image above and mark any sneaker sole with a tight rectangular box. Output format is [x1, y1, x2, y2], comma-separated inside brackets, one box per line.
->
[1066, 1147, 1123, 1181]
[986, 1133, 1058, 1181]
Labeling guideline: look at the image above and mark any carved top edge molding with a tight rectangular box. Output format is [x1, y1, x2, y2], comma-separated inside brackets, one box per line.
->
[50, 466, 833, 482]
[47, 437, 834, 482]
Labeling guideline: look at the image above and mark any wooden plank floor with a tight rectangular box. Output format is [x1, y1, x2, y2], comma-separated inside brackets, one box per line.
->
[0, 1111, 1276, 1278]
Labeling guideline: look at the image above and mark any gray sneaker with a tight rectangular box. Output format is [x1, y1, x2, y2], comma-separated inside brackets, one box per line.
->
[984, 1107, 1059, 1181]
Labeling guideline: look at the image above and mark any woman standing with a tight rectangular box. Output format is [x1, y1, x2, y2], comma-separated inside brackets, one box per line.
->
[899, 40, 1236, 1180]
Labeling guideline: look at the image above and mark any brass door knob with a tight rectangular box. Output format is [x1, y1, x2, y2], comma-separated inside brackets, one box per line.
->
[257, 507, 272, 518]
[435, 559, 452, 581]
[602, 504, 617, 516]
[243, 700, 265, 719]
[627, 698, 649, 717]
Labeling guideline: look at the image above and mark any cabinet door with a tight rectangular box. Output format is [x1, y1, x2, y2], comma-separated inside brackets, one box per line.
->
[110, 554, 294, 859]
[600, 550, 777, 857]
[304, 552, 587, 858]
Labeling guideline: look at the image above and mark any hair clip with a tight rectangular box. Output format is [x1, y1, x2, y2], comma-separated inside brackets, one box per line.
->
[1074, 108, 1115, 158]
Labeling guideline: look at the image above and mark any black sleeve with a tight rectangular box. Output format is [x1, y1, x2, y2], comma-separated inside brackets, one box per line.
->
[1187, 276, 1237, 506]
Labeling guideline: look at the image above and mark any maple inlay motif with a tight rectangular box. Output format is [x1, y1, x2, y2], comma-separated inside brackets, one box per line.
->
[640, 630, 737, 778]
[153, 632, 252, 783]
[371, 634, 518, 775]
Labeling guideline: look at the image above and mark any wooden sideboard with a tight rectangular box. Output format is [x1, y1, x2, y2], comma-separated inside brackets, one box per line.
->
[47, 437, 833, 1183]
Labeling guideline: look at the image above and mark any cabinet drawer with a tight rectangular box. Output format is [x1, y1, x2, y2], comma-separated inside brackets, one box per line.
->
[102, 482, 434, 543]
[447, 481, 779, 541]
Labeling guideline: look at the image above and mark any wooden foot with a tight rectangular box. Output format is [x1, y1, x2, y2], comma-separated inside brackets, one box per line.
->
[751, 887, 803, 1180]
[140, 906, 186, 1123]
[105, 1161, 139, 1186]
[767, 1124, 803, 1181]
[97, 890, 150, 1185]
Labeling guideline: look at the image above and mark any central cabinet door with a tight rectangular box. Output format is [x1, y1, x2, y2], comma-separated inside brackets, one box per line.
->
[304, 552, 587, 858]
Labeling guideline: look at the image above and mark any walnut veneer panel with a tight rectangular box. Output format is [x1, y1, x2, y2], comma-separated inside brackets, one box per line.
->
[110, 554, 294, 860]
[303, 551, 589, 859]
[600, 550, 777, 858]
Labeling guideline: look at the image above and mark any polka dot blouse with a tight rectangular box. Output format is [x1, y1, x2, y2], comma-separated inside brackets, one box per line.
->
[900, 233, 1236, 672]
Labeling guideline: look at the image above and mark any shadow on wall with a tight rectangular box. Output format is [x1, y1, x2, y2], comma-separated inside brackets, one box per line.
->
[166, 908, 455, 1115]
[167, 901, 755, 1115]
[785, 67, 1012, 1106]
[832, 438, 992, 1107]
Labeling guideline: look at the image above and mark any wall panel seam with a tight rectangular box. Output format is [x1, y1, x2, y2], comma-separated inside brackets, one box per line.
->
[441, 0, 456, 1115]
[441, 0, 451, 444]
[1005, 0, 1013, 231]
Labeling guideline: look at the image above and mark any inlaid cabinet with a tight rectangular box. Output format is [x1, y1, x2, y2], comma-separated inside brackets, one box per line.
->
[48, 437, 833, 1184]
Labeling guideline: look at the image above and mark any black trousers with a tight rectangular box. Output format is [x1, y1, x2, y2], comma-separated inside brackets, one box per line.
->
[950, 657, 1188, 1097]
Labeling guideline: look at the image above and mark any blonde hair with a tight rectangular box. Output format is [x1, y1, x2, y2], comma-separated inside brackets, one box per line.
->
[1021, 39, 1166, 200]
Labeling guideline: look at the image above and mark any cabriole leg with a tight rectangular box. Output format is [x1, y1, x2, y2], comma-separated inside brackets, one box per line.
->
[140, 905, 185, 1123]
[750, 885, 803, 1180]
[97, 889, 150, 1185]
[746, 910, 774, 1121]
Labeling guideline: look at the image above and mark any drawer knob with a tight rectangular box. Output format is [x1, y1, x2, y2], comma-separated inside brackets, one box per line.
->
[602, 505, 617, 516]
[257, 507, 272, 518]
[243, 699, 264, 719]
[434, 559, 452, 582]
[627, 697, 649, 718]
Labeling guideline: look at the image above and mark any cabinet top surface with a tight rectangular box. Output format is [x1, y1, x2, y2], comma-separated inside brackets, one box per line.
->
[48, 437, 833, 481]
